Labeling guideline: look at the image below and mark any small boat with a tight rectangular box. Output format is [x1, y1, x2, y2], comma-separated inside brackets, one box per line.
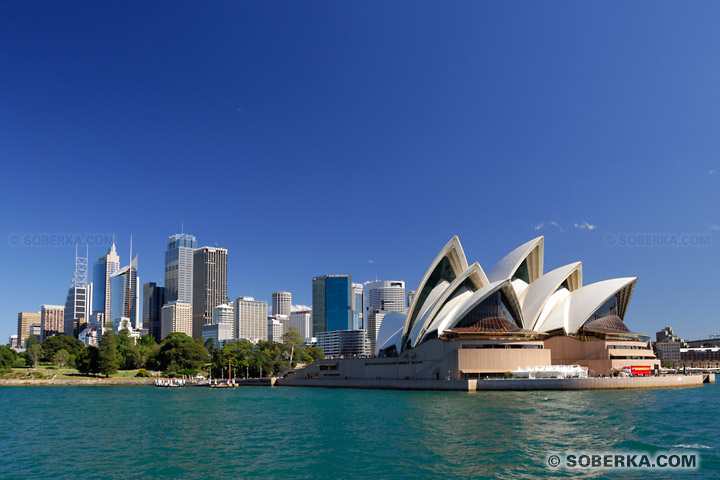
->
[154, 378, 186, 388]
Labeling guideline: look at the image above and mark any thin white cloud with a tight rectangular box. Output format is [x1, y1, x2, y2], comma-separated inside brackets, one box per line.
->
[291, 304, 312, 312]
[710, 225, 720, 231]
[534, 221, 564, 231]
[368, 259, 376, 264]
[709, 169, 717, 175]
[574, 221, 598, 231]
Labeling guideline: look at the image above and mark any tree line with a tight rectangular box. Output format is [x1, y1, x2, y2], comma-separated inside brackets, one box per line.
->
[7, 327, 323, 378]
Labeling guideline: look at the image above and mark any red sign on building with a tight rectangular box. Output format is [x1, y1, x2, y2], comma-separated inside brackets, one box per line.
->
[630, 366, 651, 376]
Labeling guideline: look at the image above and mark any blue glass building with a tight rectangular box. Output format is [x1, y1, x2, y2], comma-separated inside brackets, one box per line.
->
[312, 275, 352, 335]
[164, 233, 197, 305]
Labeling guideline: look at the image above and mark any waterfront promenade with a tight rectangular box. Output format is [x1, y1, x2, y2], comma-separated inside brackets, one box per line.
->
[277, 374, 713, 391]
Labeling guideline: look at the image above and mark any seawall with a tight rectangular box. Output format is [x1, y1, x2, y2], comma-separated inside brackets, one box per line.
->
[278, 374, 711, 391]
[0, 378, 155, 386]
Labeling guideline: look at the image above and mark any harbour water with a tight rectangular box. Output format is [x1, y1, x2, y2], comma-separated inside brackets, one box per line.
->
[1, 383, 717, 479]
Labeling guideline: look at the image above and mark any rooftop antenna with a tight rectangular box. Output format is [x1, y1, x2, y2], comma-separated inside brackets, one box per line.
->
[181, 222, 184, 234]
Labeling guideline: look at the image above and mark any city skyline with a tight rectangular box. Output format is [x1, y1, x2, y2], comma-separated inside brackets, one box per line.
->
[2, 2, 720, 343]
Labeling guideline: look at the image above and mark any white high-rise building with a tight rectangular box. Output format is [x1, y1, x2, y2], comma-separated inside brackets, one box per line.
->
[41, 305, 65, 340]
[235, 297, 267, 343]
[352, 283, 364, 330]
[213, 303, 235, 338]
[406, 290, 416, 309]
[272, 291, 292, 316]
[161, 302, 193, 338]
[92, 241, 120, 320]
[289, 309, 312, 340]
[110, 256, 141, 330]
[268, 318, 283, 342]
[364, 280, 406, 354]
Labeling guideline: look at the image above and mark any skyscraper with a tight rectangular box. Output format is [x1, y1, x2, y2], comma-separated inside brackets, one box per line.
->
[364, 280, 406, 354]
[110, 256, 140, 330]
[161, 301, 193, 338]
[235, 296, 267, 342]
[17, 312, 41, 347]
[192, 246, 228, 339]
[406, 290, 416, 309]
[213, 303, 235, 338]
[92, 241, 120, 320]
[41, 305, 65, 340]
[164, 233, 196, 305]
[64, 246, 92, 337]
[268, 317, 283, 342]
[143, 282, 165, 341]
[351, 283, 364, 330]
[272, 291, 292, 316]
[312, 275, 352, 335]
[289, 308, 312, 340]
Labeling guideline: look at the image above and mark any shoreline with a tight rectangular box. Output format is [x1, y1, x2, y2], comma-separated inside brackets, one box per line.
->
[276, 374, 715, 391]
[0, 378, 156, 386]
[3, 374, 714, 390]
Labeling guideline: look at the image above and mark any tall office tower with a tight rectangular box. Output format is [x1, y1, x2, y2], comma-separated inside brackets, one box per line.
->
[41, 305, 65, 340]
[64, 246, 92, 337]
[92, 241, 120, 320]
[289, 309, 312, 340]
[110, 256, 140, 330]
[235, 297, 267, 343]
[192, 246, 228, 339]
[312, 275, 352, 336]
[351, 283, 364, 330]
[143, 283, 165, 341]
[364, 280, 406, 354]
[272, 291, 292, 316]
[406, 290, 416, 309]
[164, 233, 196, 305]
[268, 318, 283, 342]
[213, 303, 235, 338]
[17, 312, 41, 347]
[161, 302, 193, 338]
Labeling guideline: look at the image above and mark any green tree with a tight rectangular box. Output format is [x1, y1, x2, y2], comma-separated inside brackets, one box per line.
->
[98, 333, 119, 377]
[661, 361, 674, 369]
[212, 340, 254, 378]
[0, 346, 19, 368]
[26, 344, 42, 368]
[204, 337, 216, 355]
[26, 334, 40, 347]
[76, 346, 100, 375]
[53, 349, 70, 368]
[156, 333, 208, 374]
[40, 335, 84, 362]
[282, 328, 304, 366]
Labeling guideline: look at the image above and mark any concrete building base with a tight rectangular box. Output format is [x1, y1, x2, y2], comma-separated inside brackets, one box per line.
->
[277, 374, 709, 391]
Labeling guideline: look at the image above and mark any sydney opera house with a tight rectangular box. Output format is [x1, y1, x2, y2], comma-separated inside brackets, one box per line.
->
[294, 236, 659, 383]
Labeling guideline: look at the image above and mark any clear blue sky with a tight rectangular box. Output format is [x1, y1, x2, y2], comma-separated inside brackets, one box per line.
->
[1, 2, 719, 342]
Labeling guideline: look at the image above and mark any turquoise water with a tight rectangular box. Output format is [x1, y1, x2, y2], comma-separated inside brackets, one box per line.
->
[0, 383, 717, 479]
